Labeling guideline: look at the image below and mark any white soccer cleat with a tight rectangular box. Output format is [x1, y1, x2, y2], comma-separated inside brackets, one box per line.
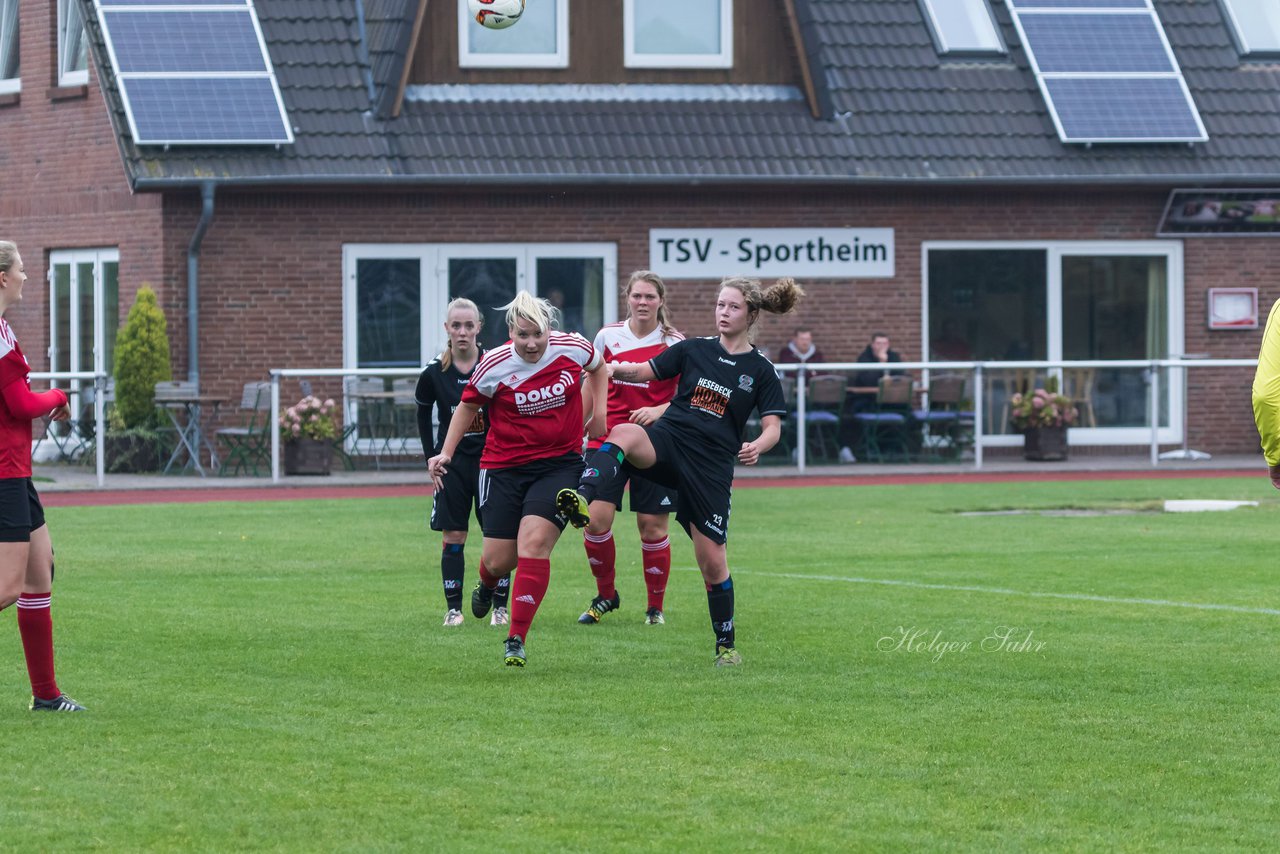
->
[490, 606, 510, 627]
[443, 608, 465, 627]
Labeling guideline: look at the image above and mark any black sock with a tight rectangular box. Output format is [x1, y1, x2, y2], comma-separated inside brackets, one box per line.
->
[706, 577, 735, 650]
[579, 443, 626, 504]
[441, 543, 465, 610]
[492, 575, 510, 608]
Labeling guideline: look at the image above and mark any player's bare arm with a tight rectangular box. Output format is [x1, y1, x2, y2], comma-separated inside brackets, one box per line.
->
[608, 361, 657, 384]
[738, 414, 782, 466]
[427, 400, 480, 488]
[585, 361, 609, 440]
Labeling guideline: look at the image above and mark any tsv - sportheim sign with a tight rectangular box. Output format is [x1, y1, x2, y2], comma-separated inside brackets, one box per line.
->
[650, 228, 894, 279]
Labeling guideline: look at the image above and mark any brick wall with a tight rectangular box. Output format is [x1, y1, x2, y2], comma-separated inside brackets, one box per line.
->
[156, 186, 1272, 453]
[0, 0, 164, 369]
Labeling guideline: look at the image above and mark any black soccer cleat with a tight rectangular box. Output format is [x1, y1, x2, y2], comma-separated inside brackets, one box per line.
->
[578, 592, 621, 624]
[30, 694, 86, 712]
[471, 580, 495, 619]
[556, 489, 591, 529]
[504, 635, 527, 667]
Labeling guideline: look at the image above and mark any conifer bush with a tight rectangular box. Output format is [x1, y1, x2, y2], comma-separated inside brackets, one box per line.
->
[113, 286, 172, 430]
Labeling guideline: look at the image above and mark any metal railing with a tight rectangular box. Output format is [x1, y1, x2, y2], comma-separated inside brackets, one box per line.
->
[262, 359, 1260, 481]
[777, 358, 1259, 472]
[30, 371, 109, 487]
[268, 367, 422, 483]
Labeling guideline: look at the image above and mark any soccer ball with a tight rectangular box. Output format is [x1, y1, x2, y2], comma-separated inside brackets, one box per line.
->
[467, 0, 524, 29]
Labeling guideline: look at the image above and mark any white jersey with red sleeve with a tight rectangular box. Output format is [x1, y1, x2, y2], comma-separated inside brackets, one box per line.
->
[462, 331, 601, 469]
[590, 321, 683, 449]
[0, 319, 37, 478]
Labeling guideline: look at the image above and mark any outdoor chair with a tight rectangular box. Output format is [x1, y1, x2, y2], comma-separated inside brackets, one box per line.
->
[349, 377, 398, 468]
[853, 374, 914, 462]
[1063, 367, 1097, 428]
[216, 382, 272, 476]
[391, 378, 420, 458]
[913, 374, 973, 460]
[796, 374, 847, 461]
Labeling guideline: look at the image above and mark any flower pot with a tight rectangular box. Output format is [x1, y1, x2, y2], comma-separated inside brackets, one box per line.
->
[1023, 425, 1068, 462]
[283, 438, 332, 476]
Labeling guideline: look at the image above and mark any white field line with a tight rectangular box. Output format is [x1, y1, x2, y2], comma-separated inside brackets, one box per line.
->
[677, 567, 1280, 617]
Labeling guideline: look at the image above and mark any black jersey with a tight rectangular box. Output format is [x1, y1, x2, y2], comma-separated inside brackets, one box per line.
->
[648, 337, 787, 457]
[415, 352, 488, 457]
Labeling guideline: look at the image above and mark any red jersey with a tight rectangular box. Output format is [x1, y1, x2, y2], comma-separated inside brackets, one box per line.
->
[463, 332, 601, 469]
[589, 321, 683, 451]
[0, 319, 66, 478]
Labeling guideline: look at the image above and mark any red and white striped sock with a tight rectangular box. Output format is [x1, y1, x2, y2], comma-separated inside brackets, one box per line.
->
[583, 529, 616, 599]
[641, 536, 671, 611]
[509, 557, 551, 641]
[17, 592, 60, 700]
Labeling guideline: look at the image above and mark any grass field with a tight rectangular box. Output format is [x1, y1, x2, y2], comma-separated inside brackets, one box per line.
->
[3, 476, 1279, 850]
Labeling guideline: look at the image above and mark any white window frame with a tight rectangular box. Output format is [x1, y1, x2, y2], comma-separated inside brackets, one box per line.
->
[919, 0, 1005, 56]
[624, 0, 732, 69]
[48, 248, 118, 418]
[921, 240, 1185, 447]
[0, 0, 19, 94]
[457, 0, 569, 69]
[1218, 0, 1280, 56]
[57, 0, 88, 86]
[342, 242, 617, 454]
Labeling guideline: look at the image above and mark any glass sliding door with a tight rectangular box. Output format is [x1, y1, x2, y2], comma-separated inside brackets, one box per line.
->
[48, 248, 119, 426]
[355, 257, 422, 369]
[924, 241, 1183, 445]
[444, 252, 521, 353]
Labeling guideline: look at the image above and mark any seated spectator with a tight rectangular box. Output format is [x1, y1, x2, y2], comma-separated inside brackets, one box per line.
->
[776, 327, 825, 367]
[850, 332, 906, 412]
[840, 333, 907, 463]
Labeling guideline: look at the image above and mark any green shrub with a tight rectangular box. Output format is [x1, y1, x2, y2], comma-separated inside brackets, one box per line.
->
[113, 286, 172, 430]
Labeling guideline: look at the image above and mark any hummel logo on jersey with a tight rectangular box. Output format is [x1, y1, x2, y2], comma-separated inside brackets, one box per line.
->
[659, 496, 671, 506]
[645, 566, 663, 575]
[718, 357, 737, 366]
[515, 594, 537, 604]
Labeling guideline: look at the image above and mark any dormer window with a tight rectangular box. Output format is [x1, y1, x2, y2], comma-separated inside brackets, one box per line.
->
[57, 0, 87, 86]
[920, 0, 1004, 55]
[0, 0, 18, 93]
[1219, 0, 1280, 55]
[624, 0, 732, 69]
[458, 0, 568, 68]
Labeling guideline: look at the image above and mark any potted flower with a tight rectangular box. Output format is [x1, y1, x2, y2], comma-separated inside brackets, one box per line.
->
[279, 395, 338, 475]
[1009, 379, 1078, 461]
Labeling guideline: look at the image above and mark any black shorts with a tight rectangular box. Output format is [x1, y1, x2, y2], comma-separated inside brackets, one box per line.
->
[640, 422, 734, 545]
[0, 478, 46, 542]
[597, 463, 679, 515]
[430, 453, 482, 532]
[479, 453, 585, 541]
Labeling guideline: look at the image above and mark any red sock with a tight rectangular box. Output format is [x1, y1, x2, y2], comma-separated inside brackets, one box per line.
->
[508, 557, 551, 641]
[17, 592, 59, 700]
[584, 529, 616, 598]
[477, 559, 500, 590]
[641, 536, 672, 611]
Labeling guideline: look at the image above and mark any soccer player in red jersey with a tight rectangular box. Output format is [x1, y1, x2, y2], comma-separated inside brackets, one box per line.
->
[0, 242, 84, 711]
[428, 291, 608, 667]
[560, 277, 802, 667]
[576, 271, 683, 627]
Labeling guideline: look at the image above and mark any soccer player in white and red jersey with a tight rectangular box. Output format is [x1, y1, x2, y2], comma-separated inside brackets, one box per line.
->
[0, 242, 84, 711]
[577, 271, 683, 627]
[428, 291, 607, 667]
[560, 277, 802, 667]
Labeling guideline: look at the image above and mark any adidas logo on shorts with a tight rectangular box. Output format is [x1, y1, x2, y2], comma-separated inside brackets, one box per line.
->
[660, 497, 672, 506]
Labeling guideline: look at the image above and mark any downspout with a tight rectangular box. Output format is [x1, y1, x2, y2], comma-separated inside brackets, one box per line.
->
[187, 181, 215, 389]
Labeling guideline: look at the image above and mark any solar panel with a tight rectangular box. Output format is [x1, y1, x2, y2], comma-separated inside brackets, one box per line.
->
[1044, 77, 1205, 140]
[1005, 0, 1207, 143]
[94, 0, 292, 146]
[102, 10, 266, 73]
[1010, 0, 1148, 8]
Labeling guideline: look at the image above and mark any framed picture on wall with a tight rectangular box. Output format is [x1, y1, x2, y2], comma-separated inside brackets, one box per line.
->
[1207, 287, 1259, 330]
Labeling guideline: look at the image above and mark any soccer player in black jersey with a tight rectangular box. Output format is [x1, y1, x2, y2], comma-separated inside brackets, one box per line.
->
[415, 298, 509, 627]
[559, 276, 803, 666]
